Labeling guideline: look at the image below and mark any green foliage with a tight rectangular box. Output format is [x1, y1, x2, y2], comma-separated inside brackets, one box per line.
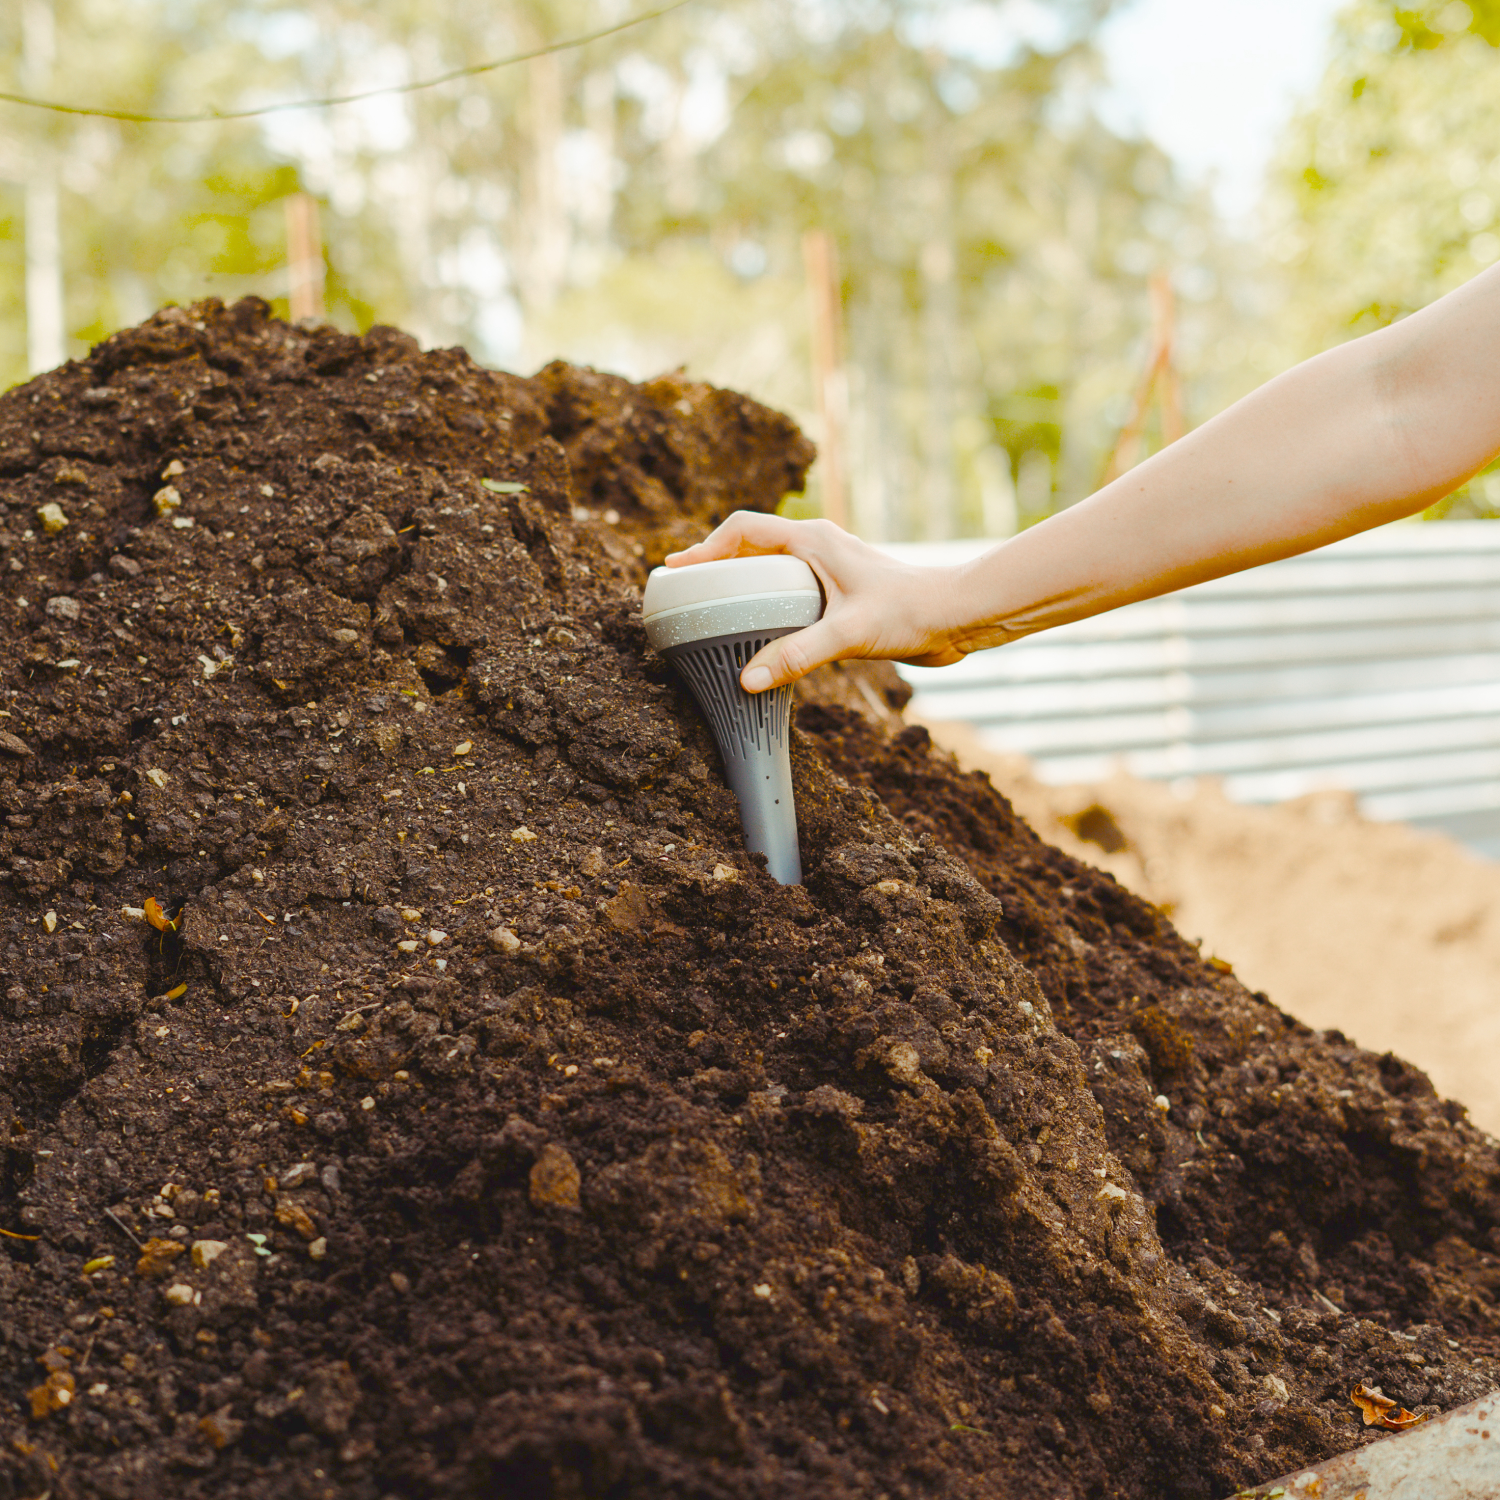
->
[0, 0, 1252, 538]
[1268, 0, 1500, 512]
[541, 6, 1253, 535]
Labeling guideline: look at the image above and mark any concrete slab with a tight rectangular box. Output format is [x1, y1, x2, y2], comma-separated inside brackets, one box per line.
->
[1226, 1391, 1500, 1499]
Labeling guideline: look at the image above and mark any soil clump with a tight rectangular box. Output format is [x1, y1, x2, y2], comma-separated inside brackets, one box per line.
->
[0, 298, 1497, 1500]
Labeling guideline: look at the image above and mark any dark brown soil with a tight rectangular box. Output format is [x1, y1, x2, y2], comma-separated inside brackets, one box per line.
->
[0, 299, 1496, 1500]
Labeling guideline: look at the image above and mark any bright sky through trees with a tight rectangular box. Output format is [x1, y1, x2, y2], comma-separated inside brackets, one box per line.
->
[1096, 0, 1347, 222]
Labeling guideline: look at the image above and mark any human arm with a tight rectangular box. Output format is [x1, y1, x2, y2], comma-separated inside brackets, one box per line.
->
[667, 261, 1500, 692]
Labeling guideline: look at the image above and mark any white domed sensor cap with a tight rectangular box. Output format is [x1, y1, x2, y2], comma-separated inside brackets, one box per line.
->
[642, 555, 822, 651]
[641, 555, 823, 884]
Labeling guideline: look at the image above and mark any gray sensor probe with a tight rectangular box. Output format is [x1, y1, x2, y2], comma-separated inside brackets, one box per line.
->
[642, 555, 823, 884]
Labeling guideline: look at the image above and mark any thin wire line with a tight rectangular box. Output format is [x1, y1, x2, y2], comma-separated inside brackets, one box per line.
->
[0, 0, 695, 125]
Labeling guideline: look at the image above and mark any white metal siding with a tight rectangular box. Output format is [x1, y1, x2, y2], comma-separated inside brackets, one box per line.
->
[885, 524, 1500, 854]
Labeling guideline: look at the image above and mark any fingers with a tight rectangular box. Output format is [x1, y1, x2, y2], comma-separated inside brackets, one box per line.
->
[665, 511, 839, 567]
[739, 616, 848, 692]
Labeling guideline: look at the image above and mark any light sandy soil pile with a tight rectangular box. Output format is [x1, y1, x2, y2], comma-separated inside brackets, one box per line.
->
[923, 721, 1500, 1136]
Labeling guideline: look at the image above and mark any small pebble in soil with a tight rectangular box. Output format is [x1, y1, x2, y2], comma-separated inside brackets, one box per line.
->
[43, 910, 57, 933]
[529, 1145, 581, 1210]
[28, 1370, 75, 1417]
[198, 1408, 244, 1450]
[136, 1238, 185, 1278]
[37, 501, 68, 533]
[886, 1042, 921, 1083]
[192, 1240, 229, 1269]
[164, 1283, 195, 1306]
[489, 927, 521, 953]
[512, 826, 538, 842]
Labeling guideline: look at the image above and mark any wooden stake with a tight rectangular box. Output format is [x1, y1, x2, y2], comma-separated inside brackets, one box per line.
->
[284, 193, 324, 322]
[1100, 270, 1183, 486]
[803, 228, 849, 531]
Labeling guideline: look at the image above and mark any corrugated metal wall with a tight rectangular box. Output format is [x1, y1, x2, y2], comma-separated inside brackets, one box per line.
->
[886, 523, 1500, 857]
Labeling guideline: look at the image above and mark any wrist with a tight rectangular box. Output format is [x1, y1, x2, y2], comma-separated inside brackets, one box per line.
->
[942, 546, 1025, 655]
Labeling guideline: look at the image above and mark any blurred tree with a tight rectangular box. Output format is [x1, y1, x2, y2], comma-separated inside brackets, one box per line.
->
[0, 0, 321, 387]
[0, 0, 1255, 539]
[1267, 0, 1500, 516]
[547, 4, 1255, 536]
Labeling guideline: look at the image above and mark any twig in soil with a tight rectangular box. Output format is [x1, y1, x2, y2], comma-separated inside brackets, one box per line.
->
[103, 1208, 144, 1251]
[255, 911, 277, 926]
[0, 1225, 40, 1241]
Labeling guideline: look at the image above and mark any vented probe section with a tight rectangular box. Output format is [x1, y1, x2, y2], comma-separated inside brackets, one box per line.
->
[667, 634, 793, 763]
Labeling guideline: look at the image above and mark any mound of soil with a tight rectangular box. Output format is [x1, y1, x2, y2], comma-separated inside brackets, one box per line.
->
[915, 722, 1500, 1136]
[0, 299, 1496, 1500]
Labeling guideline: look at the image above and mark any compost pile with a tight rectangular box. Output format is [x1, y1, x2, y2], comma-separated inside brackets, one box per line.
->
[0, 301, 1497, 1500]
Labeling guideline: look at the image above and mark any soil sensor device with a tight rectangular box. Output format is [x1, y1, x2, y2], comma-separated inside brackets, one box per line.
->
[642, 555, 823, 884]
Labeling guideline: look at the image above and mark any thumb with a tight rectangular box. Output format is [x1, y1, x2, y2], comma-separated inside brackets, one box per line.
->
[739, 618, 846, 693]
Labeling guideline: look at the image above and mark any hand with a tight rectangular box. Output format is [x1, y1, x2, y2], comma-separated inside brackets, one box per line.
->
[664, 512, 970, 693]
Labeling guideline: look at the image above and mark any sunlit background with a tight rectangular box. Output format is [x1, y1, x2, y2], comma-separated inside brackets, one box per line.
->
[5, 0, 1500, 539]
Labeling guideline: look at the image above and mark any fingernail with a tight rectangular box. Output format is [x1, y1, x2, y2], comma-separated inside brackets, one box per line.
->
[742, 666, 772, 693]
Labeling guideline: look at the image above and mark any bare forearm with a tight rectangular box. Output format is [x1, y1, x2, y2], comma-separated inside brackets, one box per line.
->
[948, 263, 1500, 653]
[668, 264, 1500, 693]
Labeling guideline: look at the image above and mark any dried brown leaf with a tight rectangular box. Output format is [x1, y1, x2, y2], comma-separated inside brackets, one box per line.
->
[1350, 1382, 1427, 1431]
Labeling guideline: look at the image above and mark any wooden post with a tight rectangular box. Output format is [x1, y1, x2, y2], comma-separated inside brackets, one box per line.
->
[22, 0, 65, 375]
[1100, 270, 1183, 486]
[1150, 271, 1185, 446]
[284, 193, 324, 322]
[803, 228, 849, 531]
